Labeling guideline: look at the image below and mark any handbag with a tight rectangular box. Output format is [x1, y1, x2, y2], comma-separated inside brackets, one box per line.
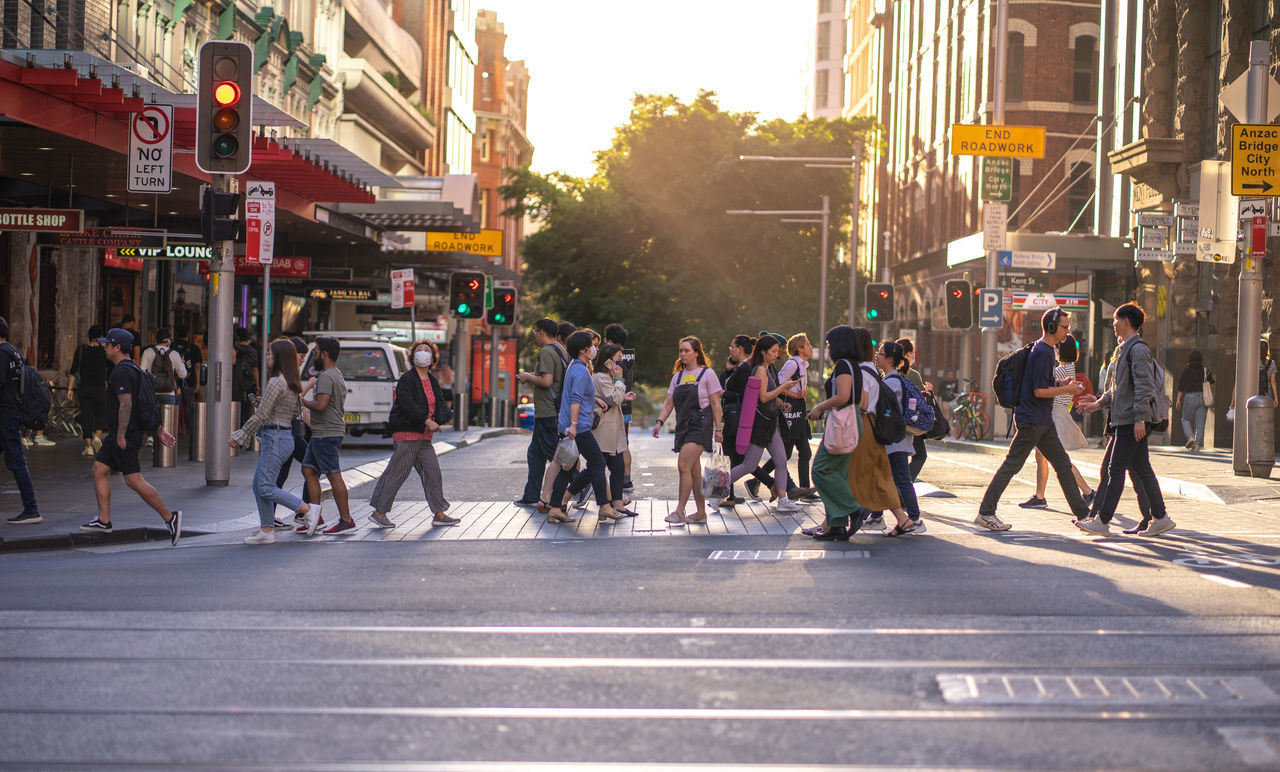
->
[1202, 371, 1215, 407]
[824, 404, 859, 453]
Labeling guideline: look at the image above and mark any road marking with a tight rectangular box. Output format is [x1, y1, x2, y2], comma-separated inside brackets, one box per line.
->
[1203, 574, 1253, 589]
[707, 549, 868, 560]
[938, 674, 1278, 705]
[1219, 726, 1280, 767]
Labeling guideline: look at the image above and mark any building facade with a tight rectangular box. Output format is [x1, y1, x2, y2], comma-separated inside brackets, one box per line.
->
[810, 0, 845, 118]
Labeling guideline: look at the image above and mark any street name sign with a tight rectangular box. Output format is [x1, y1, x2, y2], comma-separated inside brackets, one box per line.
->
[245, 181, 275, 265]
[1231, 124, 1280, 196]
[951, 125, 1046, 158]
[1000, 274, 1049, 291]
[1136, 213, 1175, 227]
[982, 202, 1007, 251]
[978, 288, 1004, 328]
[981, 157, 1013, 201]
[997, 250, 1055, 270]
[0, 208, 83, 232]
[127, 104, 173, 194]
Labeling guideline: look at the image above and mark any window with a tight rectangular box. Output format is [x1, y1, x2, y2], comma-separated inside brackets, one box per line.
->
[336, 348, 393, 381]
[479, 130, 491, 162]
[816, 21, 830, 60]
[1073, 36, 1097, 104]
[1067, 162, 1095, 233]
[814, 69, 829, 110]
[1006, 32, 1024, 102]
[819, 0, 831, 12]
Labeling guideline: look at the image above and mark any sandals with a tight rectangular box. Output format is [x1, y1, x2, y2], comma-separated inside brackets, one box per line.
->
[884, 520, 917, 537]
[547, 510, 576, 523]
[812, 525, 849, 541]
[536, 500, 550, 514]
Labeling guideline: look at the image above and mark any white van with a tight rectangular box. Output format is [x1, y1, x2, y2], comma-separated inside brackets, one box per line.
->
[301, 333, 410, 437]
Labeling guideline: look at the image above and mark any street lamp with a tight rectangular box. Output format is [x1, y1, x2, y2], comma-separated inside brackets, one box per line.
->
[740, 141, 866, 326]
[726, 196, 831, 372]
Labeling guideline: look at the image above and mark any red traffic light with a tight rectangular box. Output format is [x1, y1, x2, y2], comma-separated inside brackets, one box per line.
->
[466, 279, 480, 290]
[877, 290, 889, 299]
[213, 81, 240, 106]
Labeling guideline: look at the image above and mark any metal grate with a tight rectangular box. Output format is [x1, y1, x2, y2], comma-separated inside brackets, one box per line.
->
[938, 674, 1279, 705]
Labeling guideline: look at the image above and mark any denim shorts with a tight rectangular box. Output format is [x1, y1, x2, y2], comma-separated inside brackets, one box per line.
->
[301, 435, 343, 475]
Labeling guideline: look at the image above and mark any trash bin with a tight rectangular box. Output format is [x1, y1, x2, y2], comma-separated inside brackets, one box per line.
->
[1247, 394, 1274, 478]
[189, 402, 207, 462]
[153, 404, 178, 468]
[229, 402, 241, 457]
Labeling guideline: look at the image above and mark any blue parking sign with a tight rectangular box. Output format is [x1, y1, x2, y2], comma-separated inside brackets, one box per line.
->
[978, 289, 1004, 329]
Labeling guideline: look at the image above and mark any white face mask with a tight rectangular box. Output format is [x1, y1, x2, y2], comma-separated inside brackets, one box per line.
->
[588, 345, 598, 360]
[413, 350, 432, 368]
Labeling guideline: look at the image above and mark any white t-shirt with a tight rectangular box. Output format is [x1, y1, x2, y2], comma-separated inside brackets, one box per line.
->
[859, 365, 880, 415]
[777, 355, 808, 398]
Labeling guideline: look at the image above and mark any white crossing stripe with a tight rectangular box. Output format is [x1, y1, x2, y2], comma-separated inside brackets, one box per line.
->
[938, 674, 1279, 705]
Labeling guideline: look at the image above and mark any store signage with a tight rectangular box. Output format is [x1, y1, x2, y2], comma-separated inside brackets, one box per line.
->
[116, 244, 213, 259]
[1010, 292, 1089, 310]
[390, 269, 414, 309]
[103, 250, 144, 271]
[198, 255, 310, 277]
[127, 104, 173, 194]
[309, 287, 376, 301]
[245, 181, 275, 265]
[0, 208, 84, 232]
[47, 228, 164, 249]
[951, 124, 1046, 158]
[424, 228, 503, 257]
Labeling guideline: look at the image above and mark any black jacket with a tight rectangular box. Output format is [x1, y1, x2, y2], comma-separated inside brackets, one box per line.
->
[386, 369, 452, 435]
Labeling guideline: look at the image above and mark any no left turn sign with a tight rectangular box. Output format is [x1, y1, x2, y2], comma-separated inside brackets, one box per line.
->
[131, 107, 170, 145]
[128, 104, 173, 194]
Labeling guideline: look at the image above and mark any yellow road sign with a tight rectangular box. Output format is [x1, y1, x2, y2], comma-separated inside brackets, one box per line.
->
[1231, 123, 1280, 196]
[950, 125, 1046, 158]
[425, 228, 504, 257]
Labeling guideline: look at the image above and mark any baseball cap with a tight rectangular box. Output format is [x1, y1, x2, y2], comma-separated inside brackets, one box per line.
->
[98, 328, 134, 349]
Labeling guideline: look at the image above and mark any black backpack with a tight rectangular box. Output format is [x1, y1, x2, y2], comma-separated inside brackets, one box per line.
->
[123, 360, 161, 432]
[992, 343, 1034, 409]
[862, 365, 906, 445]
[233, 349, 256, 400]
[8, 346, 51, 431]
[149, 346, 176, 393]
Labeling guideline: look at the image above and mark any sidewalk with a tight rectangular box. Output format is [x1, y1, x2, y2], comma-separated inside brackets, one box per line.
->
[935, 435, 1280, 506]
[0, 428, 523, 552]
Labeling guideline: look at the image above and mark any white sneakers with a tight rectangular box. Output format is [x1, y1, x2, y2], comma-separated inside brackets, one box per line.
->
[304, 503, 323, 536]
[775, 497, 802, 513]
[244, 529, 276, 545]
[1073, 517, 1111, 536]
[1139, 517, 1176, 537]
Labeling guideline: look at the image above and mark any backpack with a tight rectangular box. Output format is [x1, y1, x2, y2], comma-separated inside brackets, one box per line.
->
[992, 343, 1034, 409]
[233, 348, 256, 400]
[889, 371, 935, 436]
[149, 346, 176, 393]
[549, 345, 571, 411]
[1131, 340, 1170, 432]
[122, 360, 161, 432]
[862, 365, 906, 445]
[8, 347, 51, 431]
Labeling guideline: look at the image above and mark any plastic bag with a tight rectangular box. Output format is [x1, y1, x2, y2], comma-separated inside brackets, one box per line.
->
[554, 435, 579, 469]
[1227, 407, 1235, 423]
[701, 448, 731, 500]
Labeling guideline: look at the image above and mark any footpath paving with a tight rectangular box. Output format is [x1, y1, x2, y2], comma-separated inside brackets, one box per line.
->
[0, 428, 519, 552]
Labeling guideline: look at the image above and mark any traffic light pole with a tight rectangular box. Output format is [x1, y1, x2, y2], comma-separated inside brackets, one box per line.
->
[490, 328, 501, 427]
[980, 0, 1010, 440]
[849, 141, 863, 326]
[206, 173, 237, 485]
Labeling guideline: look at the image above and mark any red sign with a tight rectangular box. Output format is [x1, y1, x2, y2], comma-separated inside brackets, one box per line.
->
[103, 250, 143, 271]
[0, 208, 84, 233]
[1252, 215, 1268, 258]
[198, 255, 310, 277]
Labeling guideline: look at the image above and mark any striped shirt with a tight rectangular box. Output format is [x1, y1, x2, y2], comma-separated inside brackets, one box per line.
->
[231, 375, 301, 447]
[1053, 363, 1075, 409]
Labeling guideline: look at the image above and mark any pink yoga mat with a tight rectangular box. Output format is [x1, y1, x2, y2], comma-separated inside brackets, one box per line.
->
[736, 375, 761, 456]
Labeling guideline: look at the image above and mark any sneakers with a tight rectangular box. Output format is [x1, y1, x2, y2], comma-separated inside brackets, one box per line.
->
[1073, 517, 1110, 536]
[862, 513, 884, 531]
[7, 510, 41, 524]
[32, 435, 54, 447]
[369, 513, 396, 529]
[775, 497, 802, 513]
[745, 480, 761, 500]
[323, 519, 357, 534]
[432, 514, 461, 526]
[244, 529, 276, 545]
[664, 511, 686, 525]
[167, 511, 182, 546]
[273, 518, 291, 530]
[572, 485, 592, 509]
[513, 498, 540, 508]
[1082, 490, 1096, 509]
[1139, 517, 1176, 537]
[1018, 496, 1047, 509]
[91, 436, 102, 453]
[974, 513, 1012, 531]
[1122, 519, 1150, 535]
[304, 504, 323, 536]
[81, 446, 95, 457]
[81, 518, 112, 533]
[910, 518, 927, 534]
[622, 476, 634, 493]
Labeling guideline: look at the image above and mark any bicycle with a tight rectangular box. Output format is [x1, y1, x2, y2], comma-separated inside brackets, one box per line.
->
[949, 379, 991, 441]
[44, 386, 82, 439]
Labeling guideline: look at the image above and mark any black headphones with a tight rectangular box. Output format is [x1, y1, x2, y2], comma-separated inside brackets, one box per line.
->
[1043, 309, 1064, 335]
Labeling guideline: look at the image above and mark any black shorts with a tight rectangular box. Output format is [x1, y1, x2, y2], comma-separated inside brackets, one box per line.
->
[96, 437, 142, 475]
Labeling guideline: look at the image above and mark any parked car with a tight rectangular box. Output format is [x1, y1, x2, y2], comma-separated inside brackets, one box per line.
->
[300, 333, 410, 437]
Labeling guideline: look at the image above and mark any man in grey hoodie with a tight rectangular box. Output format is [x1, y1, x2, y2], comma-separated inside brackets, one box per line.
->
[1074, 302, 1173, 537]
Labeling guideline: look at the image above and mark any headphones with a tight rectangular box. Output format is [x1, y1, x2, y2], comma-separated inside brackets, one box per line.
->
[1043, 309, 1065, 335]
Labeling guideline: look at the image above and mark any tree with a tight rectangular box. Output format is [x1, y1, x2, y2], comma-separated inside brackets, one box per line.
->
[502, 91, 877, 385]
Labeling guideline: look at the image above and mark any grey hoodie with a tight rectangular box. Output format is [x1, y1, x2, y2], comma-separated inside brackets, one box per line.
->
[1096, 333, 1156, 425]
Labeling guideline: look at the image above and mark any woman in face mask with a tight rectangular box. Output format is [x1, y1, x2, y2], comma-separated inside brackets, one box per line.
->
[367, 339, 458, 529]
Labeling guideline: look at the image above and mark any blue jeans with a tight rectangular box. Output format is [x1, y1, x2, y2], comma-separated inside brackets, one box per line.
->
[1, 416, 36, 512]
[1180, 391, 1207, 445]
[523, 416, 559, 502]
[888, 451, 919, 520]
[254, 428, 303, 527]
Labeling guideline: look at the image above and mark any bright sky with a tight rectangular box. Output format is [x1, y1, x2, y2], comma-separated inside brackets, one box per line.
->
[475, 1, 814, 178]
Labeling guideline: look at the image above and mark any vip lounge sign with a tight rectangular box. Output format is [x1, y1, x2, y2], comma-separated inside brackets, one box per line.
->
[245, 181, 275, 265]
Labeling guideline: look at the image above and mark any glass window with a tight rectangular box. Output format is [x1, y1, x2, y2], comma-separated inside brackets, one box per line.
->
[336, 348, 393, 381]
[1073, 36, 1097, 104]
[815, 69, 829, 109]
[1006, 32, 1024, 102]
[819, 0, 831, 12]
[816, 21, 831, 60]
[1067, 162, 1095, 233]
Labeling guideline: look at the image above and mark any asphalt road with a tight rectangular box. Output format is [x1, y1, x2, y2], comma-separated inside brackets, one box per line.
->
[2, 432, 1279, 770]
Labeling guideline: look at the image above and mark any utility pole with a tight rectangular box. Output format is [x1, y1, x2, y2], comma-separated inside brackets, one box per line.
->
[1233, 40, 1270, 475]
[849, 140, 864, 325]
[820, 195, 830, 368]
[980, 0, 1010, 439]
[260, 264, 270, 395]
[206, 173, 237, 485]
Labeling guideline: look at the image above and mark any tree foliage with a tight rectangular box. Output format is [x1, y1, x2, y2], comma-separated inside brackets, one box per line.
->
[502, 90, 878, 385]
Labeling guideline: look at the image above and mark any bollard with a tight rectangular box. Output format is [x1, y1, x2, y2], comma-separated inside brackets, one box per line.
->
[1247, 394, 1274, 478]
[189, 402, 206, 462]
[229, 402, 241, 457]
[153, 404, 178, 468]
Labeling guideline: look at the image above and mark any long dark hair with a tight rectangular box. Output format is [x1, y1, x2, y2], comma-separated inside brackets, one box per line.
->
[749, 335, 780, 368]
[672, 336, 709, 374]
[852, 327, 875, 363]
[594, 343, 622, 373]
[825, 325, 859, 363]
[879, 340, 906, 372]
[269, 339, 302, 394]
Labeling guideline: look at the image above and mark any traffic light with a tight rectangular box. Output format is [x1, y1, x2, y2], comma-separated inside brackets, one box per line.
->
[449, 271, 486, 318]
[200, 184, 242, 242]
[487, 286, 516, 325]
[865, 283, 895, 322]
[196, 41, 253, 174]
[944, 279, 973, 329]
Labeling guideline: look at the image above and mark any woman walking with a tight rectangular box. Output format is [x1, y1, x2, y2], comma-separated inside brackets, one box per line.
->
[68, 325, 109, 456]
[231, 339, 314, 545]
[1175, 350, 1212, 451]
[592, 343, 638, 515]
[877, 341, 925, 532]
[651, 336, 724, 524]
[1021, 334, 1095, 509]
[726, 333, 802, 514]
[547, 331, 620, 524]
[758, 333, 816, 500]
[368, 339, 458, 529]
[719, 334, 762, 507]
[804, 326, 863, 540]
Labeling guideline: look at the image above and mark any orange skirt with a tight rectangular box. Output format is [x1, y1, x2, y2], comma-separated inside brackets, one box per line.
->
[847, 414, 901, 511]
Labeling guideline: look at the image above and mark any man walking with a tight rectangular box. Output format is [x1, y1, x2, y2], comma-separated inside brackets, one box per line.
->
[169, 324, 202, 435]
[0, 317, 40, 524]
[300, 336, 353, 535]
[119, 314, 142, 363]
[514, 318, 569, 507]
[140, 328, 188, 408]
[80, 328, 182, 544]
[975, 308, 1090, 531]
[1074, 302, 1174, 537]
